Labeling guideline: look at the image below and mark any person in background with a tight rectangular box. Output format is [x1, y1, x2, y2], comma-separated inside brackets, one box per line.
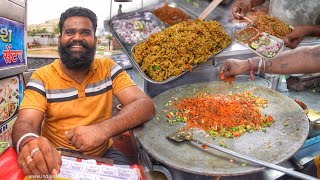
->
[220, 45, 320, 77]
[232, 0, 320, 48]
[12, 6, 155, 177]
[118, 4, 123, 15]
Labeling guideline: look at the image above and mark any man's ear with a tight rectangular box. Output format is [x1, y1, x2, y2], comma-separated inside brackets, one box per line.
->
[58, 36, 61, 45]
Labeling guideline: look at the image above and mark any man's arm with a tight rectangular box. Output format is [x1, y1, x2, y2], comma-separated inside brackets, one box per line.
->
[220, 45, 320, 77]
[12, 109, 43, 151]
[66, 86, 155, 151]
[263, 45, 320, 74]
[103, 86, 155, 135]
[12, 109, 61, 176]
[232, 0, 266, 19]
[284, 25, 320, 49]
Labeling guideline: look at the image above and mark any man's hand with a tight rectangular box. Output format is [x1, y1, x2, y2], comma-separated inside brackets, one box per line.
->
[284, 26, 308, 49]
[17, 137, 61, 177]
[232, 0, 252, 20]
[219, 59, 249, 78]
[66, 124, 107, 151]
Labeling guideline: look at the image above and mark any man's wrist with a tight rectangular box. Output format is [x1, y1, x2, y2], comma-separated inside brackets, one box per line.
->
[20, 137, 37, 152]
[95, 123, 111, 142]
[16, 133, 39, 153]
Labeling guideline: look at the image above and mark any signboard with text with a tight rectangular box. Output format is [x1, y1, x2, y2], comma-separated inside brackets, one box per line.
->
[0, 17, 25, 68]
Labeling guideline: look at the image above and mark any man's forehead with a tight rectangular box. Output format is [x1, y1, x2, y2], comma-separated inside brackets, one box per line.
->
[63, 16, 93, 29]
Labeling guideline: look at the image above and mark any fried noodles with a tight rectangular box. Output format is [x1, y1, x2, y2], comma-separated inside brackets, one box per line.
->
[132, 19, 231, 81]
[253, 15, 292, 39]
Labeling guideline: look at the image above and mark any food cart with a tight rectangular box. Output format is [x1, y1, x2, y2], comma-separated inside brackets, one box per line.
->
[107, 0, 320, 179]
[0, 0, 318, 179]
[0, 0, 27, 145]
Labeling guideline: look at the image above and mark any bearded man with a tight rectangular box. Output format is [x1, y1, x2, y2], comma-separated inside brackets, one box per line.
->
[12, 6, 155, 177]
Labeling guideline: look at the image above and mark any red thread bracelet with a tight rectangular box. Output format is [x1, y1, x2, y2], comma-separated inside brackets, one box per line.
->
[20, 137, 37, 151]
[248, 58, 254, 81]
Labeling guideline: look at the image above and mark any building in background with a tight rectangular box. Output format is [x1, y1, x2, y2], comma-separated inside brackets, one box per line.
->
[27, 18, 59, 34]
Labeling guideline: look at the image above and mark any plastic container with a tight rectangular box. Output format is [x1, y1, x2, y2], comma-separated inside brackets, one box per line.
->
[277, 74, 289, 96]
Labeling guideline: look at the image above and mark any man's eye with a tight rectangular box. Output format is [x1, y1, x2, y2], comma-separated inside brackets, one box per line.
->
[82, 31, 91, 35]
[65, 31, 74, 35]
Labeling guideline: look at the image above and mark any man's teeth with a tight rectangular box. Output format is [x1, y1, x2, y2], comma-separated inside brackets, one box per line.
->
[72, 45, 82, 48]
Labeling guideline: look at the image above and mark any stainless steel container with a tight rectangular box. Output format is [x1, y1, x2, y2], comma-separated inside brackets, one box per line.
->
[307, 109, 320, 138]
[262, 73, 280, 90]
[146, 165, 172, 180]
[309, 119, 320, 138]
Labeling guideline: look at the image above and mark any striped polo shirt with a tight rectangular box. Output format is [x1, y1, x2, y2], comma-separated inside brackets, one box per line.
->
[21, 58, 136, 156]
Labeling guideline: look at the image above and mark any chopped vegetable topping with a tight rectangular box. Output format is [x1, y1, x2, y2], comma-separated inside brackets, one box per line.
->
[166, 91, 274, 138]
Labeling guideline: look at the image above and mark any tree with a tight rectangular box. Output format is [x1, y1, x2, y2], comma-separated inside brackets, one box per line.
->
[55, 24, 60, 34]
[106, 35, 113, 51]
[27, 29, 36, 36]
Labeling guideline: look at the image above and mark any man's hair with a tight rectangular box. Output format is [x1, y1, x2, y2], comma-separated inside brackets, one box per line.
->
[59, 6, 97, 35]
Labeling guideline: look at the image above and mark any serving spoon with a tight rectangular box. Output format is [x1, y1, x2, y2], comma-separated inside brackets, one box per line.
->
[168, 130, 317, 180]
[198, 0, 224, 21]
[235, 12, 254, 23]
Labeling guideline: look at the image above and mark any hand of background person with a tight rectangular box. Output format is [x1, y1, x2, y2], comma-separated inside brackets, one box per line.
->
[219, 59, 249, 78]
[17, 137, 62, 177]
[66, 124, 107, 152]
[283, 26, 308, 49]
[232, 0, 252, 20]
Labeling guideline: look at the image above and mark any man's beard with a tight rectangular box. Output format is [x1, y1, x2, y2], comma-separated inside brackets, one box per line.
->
[58, 40, 96, 70]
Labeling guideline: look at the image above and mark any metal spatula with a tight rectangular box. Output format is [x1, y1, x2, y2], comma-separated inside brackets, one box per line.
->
[167, 130, 317, 180]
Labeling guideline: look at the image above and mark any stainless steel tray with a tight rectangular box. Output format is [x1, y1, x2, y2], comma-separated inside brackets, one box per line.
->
[109, 2, 199, 83]
[234, 27, 285, 59]
[109, 2, 231, 84]
[131, 39, 231, 84]
[147, 2, 197, 26]
[110, 11, 165, 45]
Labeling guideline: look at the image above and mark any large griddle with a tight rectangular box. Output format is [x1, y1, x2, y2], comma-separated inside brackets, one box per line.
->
[134, 81, 309, 176]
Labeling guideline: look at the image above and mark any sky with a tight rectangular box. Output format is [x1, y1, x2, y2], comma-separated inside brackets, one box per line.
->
[27, 0, 160, 30]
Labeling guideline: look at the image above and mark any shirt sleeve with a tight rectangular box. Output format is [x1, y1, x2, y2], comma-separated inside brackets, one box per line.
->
[20, 70, 47, 112]
[110, 62, 136, 95]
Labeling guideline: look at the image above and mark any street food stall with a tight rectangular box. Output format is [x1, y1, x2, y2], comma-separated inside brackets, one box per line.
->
[0, 0, 27, 145]
[0, 1, 27, 178]
[108, 0, 320, 179]
[0, 0, 318, 179]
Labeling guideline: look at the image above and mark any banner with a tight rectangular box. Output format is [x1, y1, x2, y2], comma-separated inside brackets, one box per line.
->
[0, 17, 25, 68]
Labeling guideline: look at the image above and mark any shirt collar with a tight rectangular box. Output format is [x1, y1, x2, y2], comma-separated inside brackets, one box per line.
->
[52, 59, 98, 79]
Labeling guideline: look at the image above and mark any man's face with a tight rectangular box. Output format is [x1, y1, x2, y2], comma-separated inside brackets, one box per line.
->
[58, 16, 96, 70]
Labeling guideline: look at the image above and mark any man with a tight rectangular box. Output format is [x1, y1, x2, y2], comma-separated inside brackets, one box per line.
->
[232, 0, 320, 48]
[12, 6, 155, 176]
[118, 4, 123, 15]
[220, 45, 320, 77]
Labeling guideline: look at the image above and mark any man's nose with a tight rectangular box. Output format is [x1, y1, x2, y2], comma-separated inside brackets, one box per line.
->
[73, 32, 83, 40]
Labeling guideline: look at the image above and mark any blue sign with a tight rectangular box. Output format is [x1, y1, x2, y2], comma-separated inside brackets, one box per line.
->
[0, 17, 25, 67]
